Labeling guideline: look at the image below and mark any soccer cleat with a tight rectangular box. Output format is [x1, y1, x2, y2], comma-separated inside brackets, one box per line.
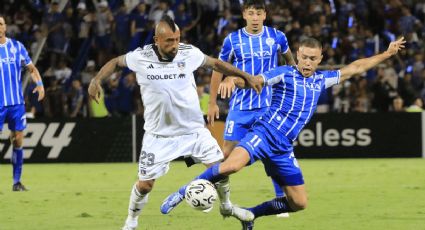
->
[241, 220, 254, 230]
[276, 212, 290, 218]
[122, 217, 138, 230]
[220, 204, 254, 222]
[12, 182, 28, 191]
[160, 191, 184, 214]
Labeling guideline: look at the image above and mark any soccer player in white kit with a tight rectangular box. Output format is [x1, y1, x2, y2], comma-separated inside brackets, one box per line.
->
[88, 15, 261, 230]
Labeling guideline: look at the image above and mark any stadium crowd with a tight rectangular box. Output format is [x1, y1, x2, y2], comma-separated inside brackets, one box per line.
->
[1, 0, 424, 118]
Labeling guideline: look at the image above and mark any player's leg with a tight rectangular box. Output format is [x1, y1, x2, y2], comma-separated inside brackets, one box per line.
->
[242, 151, 305, 229]
[123, 179, 155, 230]
[8, 105, 27, 191]
[124, 133, 178, 229]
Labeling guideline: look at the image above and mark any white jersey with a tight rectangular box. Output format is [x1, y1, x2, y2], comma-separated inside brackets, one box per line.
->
[126, 43, 206, 136]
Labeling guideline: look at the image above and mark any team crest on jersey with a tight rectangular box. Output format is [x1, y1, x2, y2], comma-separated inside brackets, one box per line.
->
[177, 61, 185, 70]
[10, 46, 17, 54]
[266, 38, 275, 46]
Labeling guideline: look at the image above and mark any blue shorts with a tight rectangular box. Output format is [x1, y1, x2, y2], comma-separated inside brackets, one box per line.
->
[238, 120, 304, 186]
[0, 104, 27, 132]
[224, 108, 268, 141]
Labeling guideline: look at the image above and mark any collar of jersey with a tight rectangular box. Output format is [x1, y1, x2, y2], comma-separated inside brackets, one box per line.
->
[0, 38, 9, 47]
[242, 26, 265, 37]
[153, 44, 174, 62]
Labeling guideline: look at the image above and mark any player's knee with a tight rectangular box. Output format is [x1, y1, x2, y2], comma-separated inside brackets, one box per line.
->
[10, 132, 23, 147]
[289, 196, 308, 211]
[136, 180, 154, 194]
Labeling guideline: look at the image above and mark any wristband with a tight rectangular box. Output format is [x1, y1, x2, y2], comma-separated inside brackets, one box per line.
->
[36, 80, 43, 86]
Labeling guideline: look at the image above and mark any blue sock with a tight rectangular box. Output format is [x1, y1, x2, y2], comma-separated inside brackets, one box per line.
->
[248, 197, 294, 218]
[272, 178, 285, 197]
[178, 163, 224, 196]
[12, 148, 24, 185]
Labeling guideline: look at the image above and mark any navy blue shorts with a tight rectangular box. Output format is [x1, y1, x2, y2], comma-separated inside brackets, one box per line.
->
[238, 120, 304, 186]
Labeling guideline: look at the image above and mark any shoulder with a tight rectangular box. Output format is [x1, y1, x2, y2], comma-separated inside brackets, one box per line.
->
[178, 43, 195, 50]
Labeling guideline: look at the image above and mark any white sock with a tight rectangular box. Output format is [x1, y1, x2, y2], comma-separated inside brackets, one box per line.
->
[127, 184, 149, 219]
[215, 176, 231, 206]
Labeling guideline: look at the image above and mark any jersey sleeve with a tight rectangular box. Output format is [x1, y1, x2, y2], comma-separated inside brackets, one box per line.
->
[125, 47, 143, 72]
[276, 30, 289, 54]
[18, 41, 32, 65]
[260, 66, 287, 86]
[188, 46, 206, 70]
[324, 70, 341, 88]
[218, 34, 233, 62]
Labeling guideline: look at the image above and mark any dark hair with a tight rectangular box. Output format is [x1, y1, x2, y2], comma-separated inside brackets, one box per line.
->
[160, 14, 177, 32]
[299, 37, 322, 49]
[242, 0, 266, 11]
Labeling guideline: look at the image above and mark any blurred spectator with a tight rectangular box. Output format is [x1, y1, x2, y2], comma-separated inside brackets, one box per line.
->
[67, 79, 85, 118]
[80, 60, 97, 89]
[113, 3, 131, 54]
[149, 0, 174, 24]
[129, 1, 150, 50]
[95, 0, 114, 66]
[391, 96, 405, 112]
[406, 97, 424, 112]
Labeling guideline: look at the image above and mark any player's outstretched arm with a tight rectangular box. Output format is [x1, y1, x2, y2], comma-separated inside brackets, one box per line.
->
[339, 37, 405, 82]
[88, 55, 127, 103]
[203, 56, 263, 94]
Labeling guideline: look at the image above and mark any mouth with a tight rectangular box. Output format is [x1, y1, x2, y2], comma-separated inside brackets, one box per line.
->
[302, 68, 313, 76]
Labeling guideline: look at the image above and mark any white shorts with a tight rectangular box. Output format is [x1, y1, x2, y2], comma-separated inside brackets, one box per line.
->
[138, 128, 224, 180]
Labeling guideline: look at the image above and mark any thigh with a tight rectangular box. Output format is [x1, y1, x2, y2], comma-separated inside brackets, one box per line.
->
[267, 152, 304, 186]
[189, 128, 224, 165]
[138, 133, 181, 181]
[6, 105, 26, 131]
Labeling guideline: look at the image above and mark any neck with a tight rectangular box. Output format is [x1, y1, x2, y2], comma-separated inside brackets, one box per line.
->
[0, 36, 6, 44]
[245, 26, 263, 35]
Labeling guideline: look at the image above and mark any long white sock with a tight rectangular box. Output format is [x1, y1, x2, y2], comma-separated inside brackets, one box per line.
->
[215, 176, 231, 206]
[127, 184, 149, 219]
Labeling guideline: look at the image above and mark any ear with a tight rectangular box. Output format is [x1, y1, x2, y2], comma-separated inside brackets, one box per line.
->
[318, 54, 323, 63]
[153, 36, 158, 45]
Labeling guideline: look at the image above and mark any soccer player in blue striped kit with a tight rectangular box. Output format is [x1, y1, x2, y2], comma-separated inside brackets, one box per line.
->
[164, 37, 406, 229]
[0, 15, 45, 191]
[207, 0, 295, 217]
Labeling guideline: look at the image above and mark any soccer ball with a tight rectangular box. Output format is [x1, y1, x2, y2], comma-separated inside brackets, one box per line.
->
[185, 179, 218, 211]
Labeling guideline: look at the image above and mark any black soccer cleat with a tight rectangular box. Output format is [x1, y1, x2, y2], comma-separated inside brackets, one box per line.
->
[12, 182, 28, 191]
[241, 220, 254, 230]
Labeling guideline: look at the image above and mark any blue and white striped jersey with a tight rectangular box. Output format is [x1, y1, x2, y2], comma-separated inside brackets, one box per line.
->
[0, 38, 32, 106]
[219, 26, 289, 111]
[260, 65, 340, 141]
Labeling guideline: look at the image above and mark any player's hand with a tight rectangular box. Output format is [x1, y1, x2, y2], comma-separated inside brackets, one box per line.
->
[218, 77, 236, 99]
[207, 102, 219, 127]
[88, 79, 103, 104]
[33, 85, 45, 101]
[247, 76, 264, 94]
[386, 37, 406, 56]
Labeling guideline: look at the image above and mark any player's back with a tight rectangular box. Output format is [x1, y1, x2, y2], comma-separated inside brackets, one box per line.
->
[125, 43, 206, 136]
[219, 26, 290, 111]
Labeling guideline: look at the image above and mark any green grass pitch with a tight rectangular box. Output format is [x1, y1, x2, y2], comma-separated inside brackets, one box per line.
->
[1, 159, 425, 230]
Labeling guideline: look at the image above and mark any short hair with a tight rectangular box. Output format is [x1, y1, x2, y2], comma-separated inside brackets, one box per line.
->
[242, 0, 266, 11]
[299, 37, 322, 49]
[160, 15, 177, 32]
